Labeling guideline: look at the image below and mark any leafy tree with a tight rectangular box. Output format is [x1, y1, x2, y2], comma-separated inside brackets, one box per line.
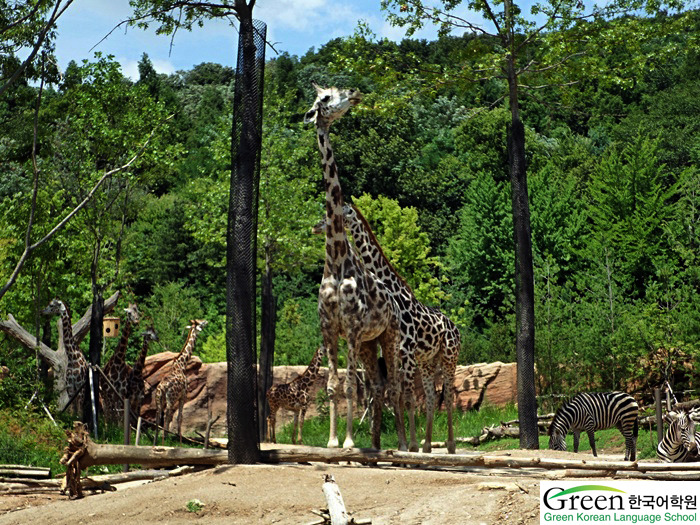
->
[379, 0, 695, 449]
[586, 136, 680, 297]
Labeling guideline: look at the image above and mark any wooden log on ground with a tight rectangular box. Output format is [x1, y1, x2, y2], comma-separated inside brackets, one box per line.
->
[62, 423, 700, 476]
[322, 474, 349, 525]
[674, 399, 700, 411]
[0, 465, 51, 479]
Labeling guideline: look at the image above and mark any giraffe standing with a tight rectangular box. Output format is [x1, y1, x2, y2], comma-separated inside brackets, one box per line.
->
[41, 298, 87, 413]
[101, 303, 140, 424]
[304, 84, 407, 450]
[127, 327, 159, 421]
[266, 345, 324, 444]
[343, 203, 461, 453]
[153, 319, 207, 445]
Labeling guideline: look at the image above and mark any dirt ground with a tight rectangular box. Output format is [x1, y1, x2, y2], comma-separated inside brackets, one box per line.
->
[0, 446, 634, 525]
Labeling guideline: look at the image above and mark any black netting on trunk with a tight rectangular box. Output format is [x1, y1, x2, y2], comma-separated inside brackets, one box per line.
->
[226, 18, 266, 464]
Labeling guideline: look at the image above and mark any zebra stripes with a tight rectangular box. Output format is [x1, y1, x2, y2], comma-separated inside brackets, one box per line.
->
[548, 391, 639, 461]
[657, 410, 700, 463]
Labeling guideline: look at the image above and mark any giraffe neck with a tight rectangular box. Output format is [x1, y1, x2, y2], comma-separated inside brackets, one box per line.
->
[296, 348, 323, 391]
[58, 302, 83, 364]
[316, 125, 348, 276]
[347, 212, 411, 296]
[302, 349, 323, 379]
[132, 337, 151, 378]
[111, 318, 134, 368]
[174, 326, 199, 370]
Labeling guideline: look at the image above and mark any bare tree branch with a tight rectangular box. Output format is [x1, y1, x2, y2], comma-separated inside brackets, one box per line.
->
[0, 114, 174, 303]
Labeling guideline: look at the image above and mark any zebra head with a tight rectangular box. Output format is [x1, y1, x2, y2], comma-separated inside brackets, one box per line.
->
[548, 419, 568, 451]
[670, 411, 698, 453]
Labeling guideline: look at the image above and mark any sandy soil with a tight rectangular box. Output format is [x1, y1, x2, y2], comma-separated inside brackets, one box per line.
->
[0, 446, 631, 525]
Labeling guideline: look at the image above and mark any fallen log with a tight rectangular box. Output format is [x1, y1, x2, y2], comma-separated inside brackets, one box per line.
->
[63, 422, 700, 485]
[673, 399, 700, 411]
[0, 465, 51, 479]
[322, 474, 349, 525]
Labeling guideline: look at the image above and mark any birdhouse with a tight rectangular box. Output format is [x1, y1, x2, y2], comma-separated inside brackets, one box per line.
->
[103, 317, 120, 338]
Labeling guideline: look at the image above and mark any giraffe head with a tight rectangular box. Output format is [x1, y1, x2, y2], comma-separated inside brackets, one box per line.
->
[304, 84, 362, 127]
[124, 303, 141, 325]
[140, 326, 159, 343]
[187, 319, 208, 333]
[41, 297, 66, 316]
[311, 217, 327, 236]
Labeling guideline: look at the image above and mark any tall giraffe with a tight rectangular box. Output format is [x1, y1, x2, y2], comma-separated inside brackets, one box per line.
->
[101, 303, 140, 424]
[343, 203, 461, 453]
[266, 345, 324, 444]
[127, 327, 159, 420]
[304, 84, 406, 450]
[41, 298, 87, 413]
[153, 319, 207, 445]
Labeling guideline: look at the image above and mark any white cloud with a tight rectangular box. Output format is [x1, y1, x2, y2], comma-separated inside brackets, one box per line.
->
[117, 56, 177, 80]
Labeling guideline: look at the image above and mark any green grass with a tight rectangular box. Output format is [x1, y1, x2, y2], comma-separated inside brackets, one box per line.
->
[0, 409, 67, 475]
[275, 404, 659, 460]
[0, 408, 202, 476]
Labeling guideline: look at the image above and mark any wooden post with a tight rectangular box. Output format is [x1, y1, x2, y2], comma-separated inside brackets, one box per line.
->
[88, 367, 98, 439]
[135, 416, 142, 446]
[123, 397, 131, 472]
[655, 388, 664, 444]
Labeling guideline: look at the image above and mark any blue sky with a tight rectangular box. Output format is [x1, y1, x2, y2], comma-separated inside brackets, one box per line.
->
[53, 0, 445, 79]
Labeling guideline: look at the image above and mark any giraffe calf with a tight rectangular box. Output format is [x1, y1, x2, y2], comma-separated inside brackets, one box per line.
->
[266, 346, 324, 444]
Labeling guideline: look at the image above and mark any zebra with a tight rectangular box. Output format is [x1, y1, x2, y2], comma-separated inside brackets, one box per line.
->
[657, 410, 700, 463]
[548, 391, 639, 461]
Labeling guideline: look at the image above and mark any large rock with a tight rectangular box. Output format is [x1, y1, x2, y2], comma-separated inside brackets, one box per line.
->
[140, 354, 517, 438]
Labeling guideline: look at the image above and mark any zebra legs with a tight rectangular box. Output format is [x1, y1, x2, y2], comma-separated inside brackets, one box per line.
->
[587, 430, 597, 456]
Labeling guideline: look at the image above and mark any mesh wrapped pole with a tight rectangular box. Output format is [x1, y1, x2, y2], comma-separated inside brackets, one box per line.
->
[508, 117, 539, 449]
[226, 17, 266, 464]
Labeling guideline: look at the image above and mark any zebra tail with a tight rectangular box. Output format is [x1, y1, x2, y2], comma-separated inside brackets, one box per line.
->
[634, 417, 639, 438]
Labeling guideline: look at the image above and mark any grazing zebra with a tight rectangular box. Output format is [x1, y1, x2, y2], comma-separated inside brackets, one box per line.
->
[548, 391, 639, 461]
[657, 410, 700, 463]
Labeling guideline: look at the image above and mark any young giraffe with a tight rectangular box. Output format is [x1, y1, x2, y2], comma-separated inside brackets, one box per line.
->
[304, 84, 407, 450]
[101, 303, 140, 424]
[343, 203, 461, 453]
[127, 327, 159, 421]
[153, 319, 207, 445]
[266, 345, 325, 444]
[41, 298, 87, 413]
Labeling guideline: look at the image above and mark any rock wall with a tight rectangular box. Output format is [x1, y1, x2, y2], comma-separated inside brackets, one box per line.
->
[140, 353, 517, 438]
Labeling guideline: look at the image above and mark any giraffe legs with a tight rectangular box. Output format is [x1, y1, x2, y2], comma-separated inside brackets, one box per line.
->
[267, 406, 277, 443]
[177, 392, 185, 444]
[291, 412, 299, 445]
[324, 340, 341, 448]
[298, 407, 306, 445]
[153, 394, 163, 446]
[442, 358, 457, 454]
[342, 340, 360, 449]
[420, 361, 439, 453]
[381, 320, 408, 452]
[358, 340, 383, 450]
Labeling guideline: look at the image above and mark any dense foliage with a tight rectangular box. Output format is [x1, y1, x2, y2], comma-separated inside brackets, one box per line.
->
[1, 11, 699, 414]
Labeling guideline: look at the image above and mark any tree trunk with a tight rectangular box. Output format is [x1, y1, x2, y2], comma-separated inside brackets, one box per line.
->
[226, 7, 265, 464]
[258, 247, 276, 442]
[506, 57, 539, 450]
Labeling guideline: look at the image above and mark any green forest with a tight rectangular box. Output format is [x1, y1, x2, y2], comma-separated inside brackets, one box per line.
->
[1, 4, 699, 419]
